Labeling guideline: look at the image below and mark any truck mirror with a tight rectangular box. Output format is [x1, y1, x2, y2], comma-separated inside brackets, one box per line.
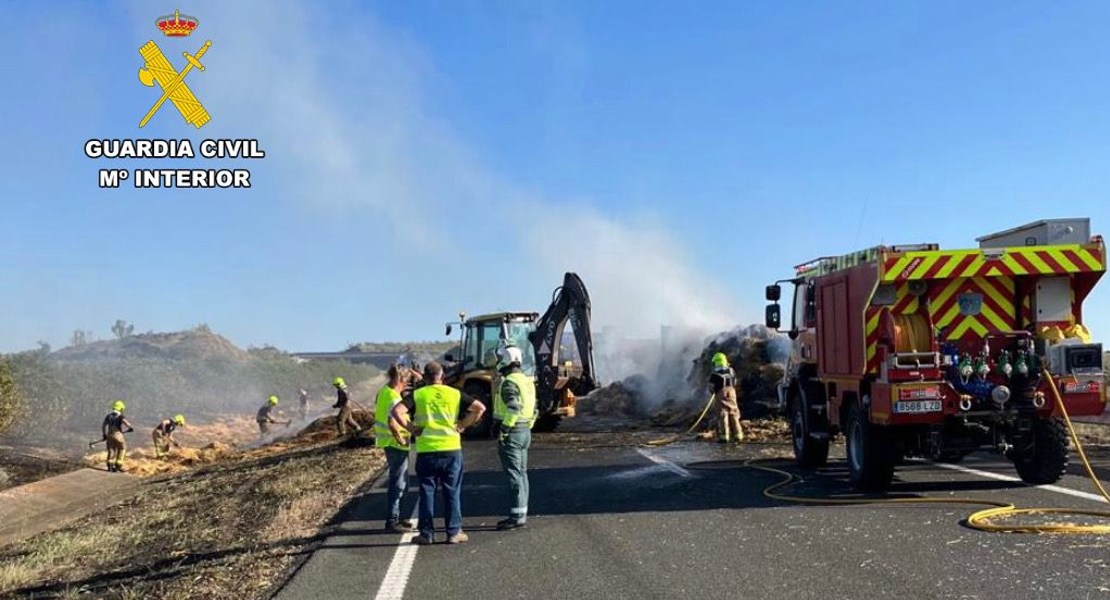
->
[445, 353, 455, 362]
[765, 304, 782, 330]
[445, 324, 453, 336]
[766, 284, 782, 302]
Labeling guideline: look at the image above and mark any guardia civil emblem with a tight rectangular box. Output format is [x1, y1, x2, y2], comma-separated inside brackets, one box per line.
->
[137, 10, 212, 128]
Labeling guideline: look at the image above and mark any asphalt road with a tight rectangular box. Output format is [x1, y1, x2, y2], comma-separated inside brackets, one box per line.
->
[275, 433, 1110, 600]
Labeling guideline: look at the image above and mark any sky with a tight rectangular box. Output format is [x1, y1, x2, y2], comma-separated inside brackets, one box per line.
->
[2, 0, 1109, 353]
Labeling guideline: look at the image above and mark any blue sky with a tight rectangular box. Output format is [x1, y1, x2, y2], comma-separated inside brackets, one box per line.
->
[2, 1, 1109, 352]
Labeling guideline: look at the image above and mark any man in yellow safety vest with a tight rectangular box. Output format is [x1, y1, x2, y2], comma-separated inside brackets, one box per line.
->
[376, 364, 415, 532]
[392, 361, 485, 545]
[493, 345, 536, 531]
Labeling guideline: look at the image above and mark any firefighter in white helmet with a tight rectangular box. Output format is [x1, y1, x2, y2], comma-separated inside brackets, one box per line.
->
[493, 345, 536, 530]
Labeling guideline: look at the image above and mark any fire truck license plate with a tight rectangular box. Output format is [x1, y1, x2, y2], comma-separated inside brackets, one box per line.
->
[893, 400, 942, 414]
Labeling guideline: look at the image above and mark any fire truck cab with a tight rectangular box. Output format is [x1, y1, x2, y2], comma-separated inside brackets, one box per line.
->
[766, 219, 1107, 490]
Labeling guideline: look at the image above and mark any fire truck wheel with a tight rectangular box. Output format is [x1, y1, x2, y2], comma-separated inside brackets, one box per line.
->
[1011, 417, 1070, 485]
[791, 398, 829, 467]
[846, 403, 895, 491]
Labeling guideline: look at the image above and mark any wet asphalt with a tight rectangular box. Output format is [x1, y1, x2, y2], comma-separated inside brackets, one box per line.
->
[275, 433, 1110, 600]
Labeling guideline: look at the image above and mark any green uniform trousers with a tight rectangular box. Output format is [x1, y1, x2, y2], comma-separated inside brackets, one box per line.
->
[497, 425, 531, 523]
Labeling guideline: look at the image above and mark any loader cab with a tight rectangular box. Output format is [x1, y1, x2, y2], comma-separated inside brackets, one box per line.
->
[448, 313, 538, 376]
[766, 280, 816, 339]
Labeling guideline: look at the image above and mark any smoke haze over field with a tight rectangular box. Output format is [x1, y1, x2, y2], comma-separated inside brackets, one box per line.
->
[47, 2, 743, 382]
[5, 1, 1110, 354]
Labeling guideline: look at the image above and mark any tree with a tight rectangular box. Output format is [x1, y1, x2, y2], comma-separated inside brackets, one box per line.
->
[111, 319, 135, 340]
[70, 330, 93, 348]
[0, 361, 21, 434]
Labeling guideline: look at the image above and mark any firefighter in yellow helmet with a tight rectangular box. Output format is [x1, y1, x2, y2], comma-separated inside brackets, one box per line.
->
[102, 400, 134, 472]
[257, 395, 285, 435]
[710, 352, 743, 443]
[493, 345, 536, 531]
[333, 377, 364, 436]
[152, 414, 186, 459]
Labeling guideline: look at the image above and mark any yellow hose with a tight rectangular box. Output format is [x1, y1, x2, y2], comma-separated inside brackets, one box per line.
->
[644, 393, 716, 446]
[744, 370, 1110, 533]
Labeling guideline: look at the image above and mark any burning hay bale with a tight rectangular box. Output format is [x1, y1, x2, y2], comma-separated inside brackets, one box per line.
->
[688, 324, 787, 420]
[576, 376, 652, 418]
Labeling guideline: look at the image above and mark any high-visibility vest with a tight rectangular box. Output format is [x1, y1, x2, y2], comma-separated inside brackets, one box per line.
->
[374, 386, 407, 450]
[494, 372, 537, 428]
[413, 384, 462, 453]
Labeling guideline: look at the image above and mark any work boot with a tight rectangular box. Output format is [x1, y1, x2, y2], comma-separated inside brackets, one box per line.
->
[496, 518, 526, 531]
[386, 520, 416, 533]
[412, 534, 434, 545]
[447, 531, 469, 544]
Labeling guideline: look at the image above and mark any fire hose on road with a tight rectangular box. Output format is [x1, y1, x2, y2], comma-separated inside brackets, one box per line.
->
[678, 370, 1110, 534]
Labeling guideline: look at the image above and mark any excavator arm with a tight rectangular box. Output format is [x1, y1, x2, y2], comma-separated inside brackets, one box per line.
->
[529, 272, 597, 414]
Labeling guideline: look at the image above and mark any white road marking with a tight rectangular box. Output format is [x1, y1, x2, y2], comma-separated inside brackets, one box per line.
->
[932, 462, 1109, 504]
[372, 505, 421, 600]
[636, 448, 693, 478]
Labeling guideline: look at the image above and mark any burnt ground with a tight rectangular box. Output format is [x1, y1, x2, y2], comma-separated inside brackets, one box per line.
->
[0, 447, 81, 492]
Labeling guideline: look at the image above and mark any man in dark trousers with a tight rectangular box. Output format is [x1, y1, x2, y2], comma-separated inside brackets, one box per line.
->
[391, 362, 486, 545]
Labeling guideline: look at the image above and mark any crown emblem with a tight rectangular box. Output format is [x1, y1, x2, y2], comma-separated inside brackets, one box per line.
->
[156, 10, 199, 37]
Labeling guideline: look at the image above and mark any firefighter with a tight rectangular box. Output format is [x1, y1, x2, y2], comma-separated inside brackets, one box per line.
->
[493, 345, 536, 531]
[152, 414, 186, 459]
[298, 388, 310, 421]
[710, 352, 743, 443]
[333, 377, 363, 436]
[102, 400, 133, 472]
[257, 395, 282, 435]
[376, 364, 415, 532]
[391, 361, 486, 545]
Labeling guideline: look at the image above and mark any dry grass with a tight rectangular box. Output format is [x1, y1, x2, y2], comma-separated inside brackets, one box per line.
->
[0, 440, 384, 600]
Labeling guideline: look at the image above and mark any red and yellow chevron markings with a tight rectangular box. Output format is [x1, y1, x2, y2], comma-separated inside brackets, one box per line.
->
[930, 277, 1017, 341]
[882, 245, 1104, 282]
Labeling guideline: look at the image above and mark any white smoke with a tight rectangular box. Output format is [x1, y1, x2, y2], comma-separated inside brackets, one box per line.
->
[120, 1, 744, 391]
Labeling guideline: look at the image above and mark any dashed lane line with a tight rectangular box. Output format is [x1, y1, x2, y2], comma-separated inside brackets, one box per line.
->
[372, 503, 421, 600]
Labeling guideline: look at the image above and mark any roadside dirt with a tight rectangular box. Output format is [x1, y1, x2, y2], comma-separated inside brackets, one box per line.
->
[0, 448, 81, 492]
[0, 437, 385, 600]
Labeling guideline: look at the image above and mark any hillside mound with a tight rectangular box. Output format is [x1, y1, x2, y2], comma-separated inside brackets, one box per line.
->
[51, 329, 249, 363]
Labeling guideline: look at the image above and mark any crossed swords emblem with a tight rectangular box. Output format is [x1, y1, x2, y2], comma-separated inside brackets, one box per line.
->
[138, 39, 212, 128]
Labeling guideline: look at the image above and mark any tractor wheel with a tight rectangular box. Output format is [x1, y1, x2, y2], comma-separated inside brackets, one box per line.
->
[1012, 417, 1069, 485]
[531, 413, 562, 433]
[846, 402, 895, 491]
[791, 395, 829, 467]
[463, 384, 494, 439]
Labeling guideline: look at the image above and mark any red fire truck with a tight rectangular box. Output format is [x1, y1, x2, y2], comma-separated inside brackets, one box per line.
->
[765, 219, 1107, 490]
